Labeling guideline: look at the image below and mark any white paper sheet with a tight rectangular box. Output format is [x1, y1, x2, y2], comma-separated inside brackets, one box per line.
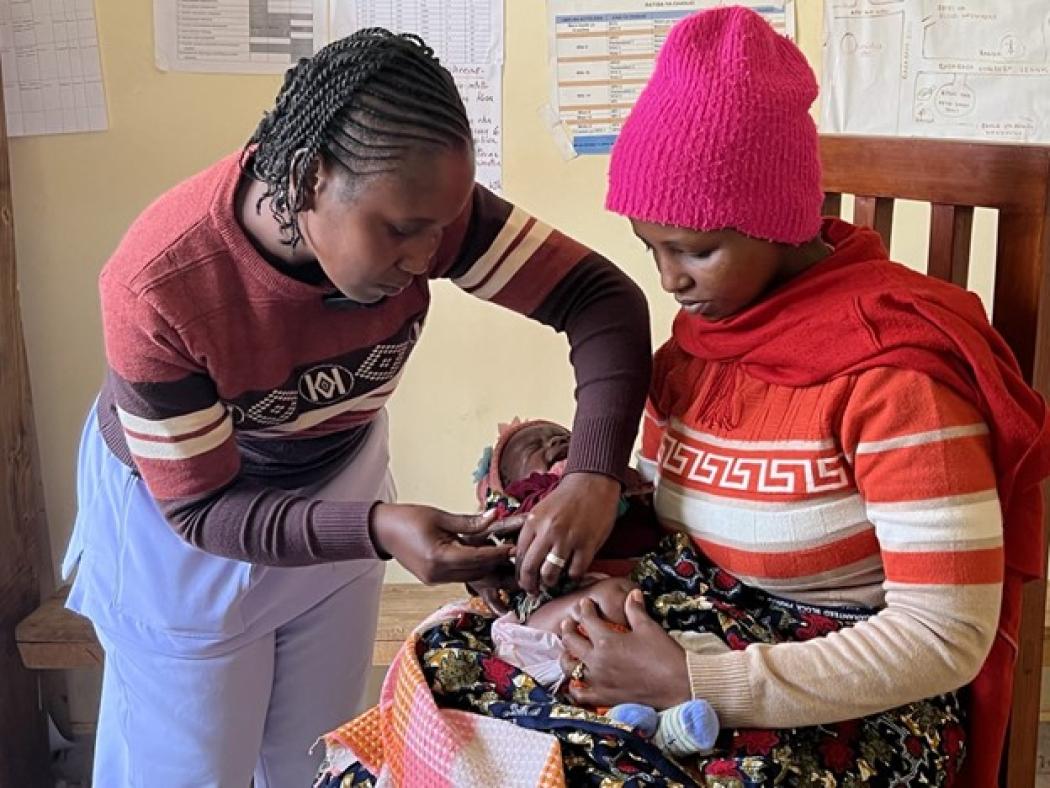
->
[330, 1, 505, 194]
[154, 0, 329, 74]
[448, 63, 502, 194]
[0, 0, 107, 137]
[547, 0, 793, 155]
[822, 0, 1050, 143]
[330, 0, 504, 65]
[152, 1, 505, 191]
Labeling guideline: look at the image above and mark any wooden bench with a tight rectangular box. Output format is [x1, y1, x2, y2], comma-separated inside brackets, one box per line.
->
[17, 579, 1050, 728]
[21, 583, 1050, 672]
[16, 583, 465, 671]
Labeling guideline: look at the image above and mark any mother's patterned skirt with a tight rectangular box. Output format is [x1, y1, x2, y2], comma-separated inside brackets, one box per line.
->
[321, 534, 966, 787]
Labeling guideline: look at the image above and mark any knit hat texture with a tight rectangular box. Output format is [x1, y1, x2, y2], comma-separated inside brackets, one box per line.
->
[473, 418, 565, 506]
[606, 6, 823, 244]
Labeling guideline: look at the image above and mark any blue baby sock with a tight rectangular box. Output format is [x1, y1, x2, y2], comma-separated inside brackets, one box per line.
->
[608, 703, 659, 737]
[652, 699, 719, 757]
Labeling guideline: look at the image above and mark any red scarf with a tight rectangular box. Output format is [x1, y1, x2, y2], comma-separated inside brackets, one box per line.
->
[673, 218, 1050, 785]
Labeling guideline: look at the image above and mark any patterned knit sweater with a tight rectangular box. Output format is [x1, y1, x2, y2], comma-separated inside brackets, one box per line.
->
[638, 348, 1003, 728]
[97, 153, 651, 566]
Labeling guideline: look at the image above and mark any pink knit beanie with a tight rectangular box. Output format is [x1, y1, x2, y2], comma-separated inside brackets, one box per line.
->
[606, 6, 823, 245]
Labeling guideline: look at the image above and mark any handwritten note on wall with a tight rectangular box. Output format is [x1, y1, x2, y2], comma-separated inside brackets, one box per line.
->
[822, 0, 1050, 143]
[449, 64, 501, 193]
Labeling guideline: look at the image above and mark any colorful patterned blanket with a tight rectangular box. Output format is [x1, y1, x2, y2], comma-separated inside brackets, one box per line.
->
[315, 536, 965, 787]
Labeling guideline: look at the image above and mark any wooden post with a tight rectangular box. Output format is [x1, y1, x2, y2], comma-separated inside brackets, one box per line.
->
[0, 67, 52, 787]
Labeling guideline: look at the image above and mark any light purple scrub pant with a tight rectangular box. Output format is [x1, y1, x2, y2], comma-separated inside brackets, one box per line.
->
[63, 408, 394, 787]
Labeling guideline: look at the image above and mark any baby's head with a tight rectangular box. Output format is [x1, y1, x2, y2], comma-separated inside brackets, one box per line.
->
[497, 421, 570, 485]
[474, 418, 571, 507]
[606, 6, 825, 321]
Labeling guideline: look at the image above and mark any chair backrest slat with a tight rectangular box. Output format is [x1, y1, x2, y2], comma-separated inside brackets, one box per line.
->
[822, 192, 842, 218]
[927, 203, 973, 287]
[853, 195, 894, 248]
[993, 209, 1050, 384]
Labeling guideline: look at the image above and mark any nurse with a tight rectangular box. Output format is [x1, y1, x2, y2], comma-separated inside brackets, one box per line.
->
[63, 28, 650, 787]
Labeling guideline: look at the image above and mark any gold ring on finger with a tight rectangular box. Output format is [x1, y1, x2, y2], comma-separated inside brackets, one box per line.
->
[570, 661, 587, 683]
[543, 550, 567, 568]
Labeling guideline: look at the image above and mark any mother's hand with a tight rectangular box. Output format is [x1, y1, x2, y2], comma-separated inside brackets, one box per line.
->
[369, 503, 517, 584]
[516, 471, 621, 593]
[559, 590, 691, 710]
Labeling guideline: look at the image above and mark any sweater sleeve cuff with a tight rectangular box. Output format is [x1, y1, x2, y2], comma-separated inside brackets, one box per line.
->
[686, 650, 755, 728]
[564, 413, 637, 483]
[311, 500, 383, 561]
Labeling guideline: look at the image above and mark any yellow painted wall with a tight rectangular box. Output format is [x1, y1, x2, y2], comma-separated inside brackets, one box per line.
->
[11, 0, 993, 588]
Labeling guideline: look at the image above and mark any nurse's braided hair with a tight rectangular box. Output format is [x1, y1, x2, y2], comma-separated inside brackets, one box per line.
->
[244, 28, 473, 247]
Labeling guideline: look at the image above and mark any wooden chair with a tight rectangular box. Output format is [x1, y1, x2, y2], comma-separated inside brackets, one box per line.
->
[819, 134, 1050, 787]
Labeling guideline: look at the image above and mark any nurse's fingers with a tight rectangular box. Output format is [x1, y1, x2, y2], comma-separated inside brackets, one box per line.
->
[517, 532, 569, 594]
[481, 512, 528, 540]
[538, 544, 571, 590]
[433, 542, 515, 583]
[457, 512, 528, 546]
[445, 508, 498, 535]
[515, 515, 540, 591]
[568, 549, 591, 582]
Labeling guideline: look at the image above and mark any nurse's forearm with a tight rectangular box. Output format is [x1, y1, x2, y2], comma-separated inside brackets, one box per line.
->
[160, 480, 381, 566]
[530, 256, 652, 482]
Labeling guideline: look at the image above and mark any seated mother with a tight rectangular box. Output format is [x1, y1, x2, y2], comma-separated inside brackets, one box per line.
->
[557, 6, 1050, 786]
[316, 8, 1049, 788]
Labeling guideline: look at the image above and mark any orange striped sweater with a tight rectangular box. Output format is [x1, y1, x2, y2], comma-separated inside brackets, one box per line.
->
[639, 342, 1004, 728]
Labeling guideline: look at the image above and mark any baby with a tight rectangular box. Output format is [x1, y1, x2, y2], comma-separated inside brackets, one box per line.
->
[473, 417, 662, 617]
[473, 418, 721, 757]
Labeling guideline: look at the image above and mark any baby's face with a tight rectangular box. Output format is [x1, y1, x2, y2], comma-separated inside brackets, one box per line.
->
[499, 423, 571, 486]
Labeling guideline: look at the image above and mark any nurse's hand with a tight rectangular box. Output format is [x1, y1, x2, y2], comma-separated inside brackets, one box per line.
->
[369, 504, 520, 585]
[516, 471, 620, 594]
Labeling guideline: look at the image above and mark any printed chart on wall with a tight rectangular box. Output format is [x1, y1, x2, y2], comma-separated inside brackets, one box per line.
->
[822, 0, 1050, 143]
[0, 0, 108, 137]
[331, 0, 505, 193]
[153, 0, 505, 193]
[548, 1, 794, 156]
[154, 0, 329, 74]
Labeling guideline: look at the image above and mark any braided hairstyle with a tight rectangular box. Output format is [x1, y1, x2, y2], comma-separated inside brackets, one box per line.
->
[244, 28, 473, 247]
